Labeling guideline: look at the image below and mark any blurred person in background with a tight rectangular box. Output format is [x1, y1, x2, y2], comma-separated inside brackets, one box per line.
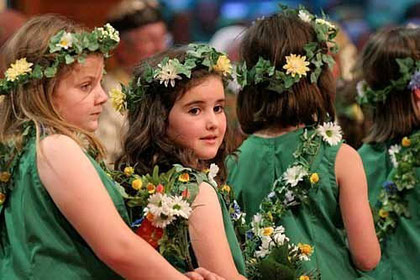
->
[0, 9, 26, 68]
[97, 0, 168, 166]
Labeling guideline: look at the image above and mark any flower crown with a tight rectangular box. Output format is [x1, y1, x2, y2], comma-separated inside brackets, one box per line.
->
[111, 43, 233, 113]
[356, 58, 420, 106]
[0, 23, 120, 96]
[236, 5, 338, 94]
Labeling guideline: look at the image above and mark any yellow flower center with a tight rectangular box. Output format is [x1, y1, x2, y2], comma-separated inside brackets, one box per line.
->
[131, 178, 143, 190]
[310, 173, 319, 184]
[299, 276, 310, 280]
[298, 243, 314, 256]
[262, 227, 274, 236]
[0, 171, 11, 183]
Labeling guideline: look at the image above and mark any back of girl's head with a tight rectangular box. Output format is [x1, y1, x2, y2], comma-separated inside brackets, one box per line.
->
[0, 15, 105, 155]
[117, 46, 232, 182]
[238, 13, 335, 134]
[358, 27, 420, 143]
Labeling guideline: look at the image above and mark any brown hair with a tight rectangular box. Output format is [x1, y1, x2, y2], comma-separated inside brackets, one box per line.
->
[237, 13, 336, 134]
[116, 46, 234, 183]
[0, 14, 105, 158]
[357, 27, 420, 143]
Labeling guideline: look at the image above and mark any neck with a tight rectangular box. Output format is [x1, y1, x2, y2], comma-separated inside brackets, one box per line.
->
[253, 124, 305, 138]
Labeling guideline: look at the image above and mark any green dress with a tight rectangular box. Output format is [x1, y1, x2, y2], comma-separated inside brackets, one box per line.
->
[227, 129, 373, 279]
[0, 137, 129, 279]
[359, 132, 420, 280]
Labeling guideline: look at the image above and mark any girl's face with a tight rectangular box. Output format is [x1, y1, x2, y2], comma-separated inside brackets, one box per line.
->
[53, 55, 107, 132]
[167, 75, 227, 160]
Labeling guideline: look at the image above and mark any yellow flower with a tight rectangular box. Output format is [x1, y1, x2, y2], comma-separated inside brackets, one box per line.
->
[310, 173, 319, 184]
[262, 227, 274, 236]
[299, 276, 310, 280]
[351, 104, 364, 123]
[147, 183, 156, 194]
[267, 212, 273, 221]
[298, 243, 314, 256]
[401, 137, 411, 147]
[0, 171, 11, 183]
[124, 166, 134, 177]
[283, 54, 310, 78]
[221, 184, 231, 193]
[0, 193, 5, 205]
[379, 209, 389, 218]
[5, 58, 33, 82]
[213, 55, 232, 76]
[131, 178, 143, 190]
[178, 173, 190, 182]
[110, 88, 126, 113]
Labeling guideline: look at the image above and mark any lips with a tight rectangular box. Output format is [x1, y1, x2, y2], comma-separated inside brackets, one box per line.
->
[200, 135, 218, 144]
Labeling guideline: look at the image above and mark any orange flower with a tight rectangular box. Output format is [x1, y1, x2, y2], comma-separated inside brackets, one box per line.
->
[402, 137, 411, 147]
[298, 243, 314, 256]
[182, 188, 190, 199]
[147, 183, 156, 194]
[0, 171, 11, 183]
[0, 193, 6, 205]
[178, 173, 190, 182]
[135, 218, 163, 249]
[156, 184, 165, 193]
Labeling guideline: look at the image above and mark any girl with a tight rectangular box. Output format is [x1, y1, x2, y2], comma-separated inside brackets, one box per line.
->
[357, 26, 420, 279]
[0, 15, 222, 280]
[226, 8, 380, 279]
[115, 45, 247, 280]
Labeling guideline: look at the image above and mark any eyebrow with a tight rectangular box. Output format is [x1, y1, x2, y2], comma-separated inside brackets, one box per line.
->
[183, 98, 225, 107]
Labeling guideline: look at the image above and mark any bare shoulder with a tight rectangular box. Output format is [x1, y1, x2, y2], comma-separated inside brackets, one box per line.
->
[335, 143, 366, 187]
[39, 134, 83, 159]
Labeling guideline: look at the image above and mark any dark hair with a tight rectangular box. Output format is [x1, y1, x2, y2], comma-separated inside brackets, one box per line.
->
[107, 0, 164, 34]
[237, 13, 336, 134]
[356, 27, 420, 143]
[116, 46, 233, 183]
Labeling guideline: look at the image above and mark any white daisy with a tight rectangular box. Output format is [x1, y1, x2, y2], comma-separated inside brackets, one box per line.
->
[388, 144, 401, 168]
[169, 195, 192, 219]
[147, 193, 173, 218]
[298, 10, 312, 23]
[151, 211, 176, 228]
[316, 122, 342, 146]
[356, 80, 368, 99]
[56, 32, 73, 50]
[273, 226, 289, 245]
[283, 165, 308, 187]
[315, 18, 336, 30]
[283, 190, 296, 206]
[154, 60, 182, 87]
[207, 163, 219, 187]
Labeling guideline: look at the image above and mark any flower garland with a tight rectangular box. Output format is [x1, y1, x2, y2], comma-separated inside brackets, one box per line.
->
[0, 123, 35, 207]
[235, 5, 338, 95]
[239, 122, 342, 280]
[0, 23, 120, 95]
[110, 163, 214, 272]
[374, 132, 419, 241]
[356, 59, 420, 106]
[110, 43, 233, 114]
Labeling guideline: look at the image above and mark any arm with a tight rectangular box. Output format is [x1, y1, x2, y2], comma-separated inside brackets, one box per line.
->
[335, 143, 381, 271]
[189, 182, 246, 280]
[37, 135, 188, 280]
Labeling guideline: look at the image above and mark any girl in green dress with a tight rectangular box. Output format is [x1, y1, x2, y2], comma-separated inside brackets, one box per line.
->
[0, 15, 222, 280]
[357, 26, 420, 279]
[114, 46, 246, 279]
[226, 8, 380, 279]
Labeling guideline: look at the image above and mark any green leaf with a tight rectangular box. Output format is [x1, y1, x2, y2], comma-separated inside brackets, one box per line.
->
[65, 54, 75, 64]
[44, 66, 57, 78]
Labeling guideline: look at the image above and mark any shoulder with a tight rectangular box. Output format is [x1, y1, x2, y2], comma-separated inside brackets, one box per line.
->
[38, 134, 88, 165]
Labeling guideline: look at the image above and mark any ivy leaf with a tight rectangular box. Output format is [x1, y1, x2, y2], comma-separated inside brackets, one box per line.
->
[65, 54, 75, 64]
[44, 66, 57, 78]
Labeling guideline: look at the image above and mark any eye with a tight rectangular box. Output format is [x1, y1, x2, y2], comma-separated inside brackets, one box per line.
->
[80, 82, 92, 92]
[188, 107, 201, 115]
[214, 105, 224, 113]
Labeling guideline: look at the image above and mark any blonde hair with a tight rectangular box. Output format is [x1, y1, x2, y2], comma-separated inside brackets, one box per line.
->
[0, 14, 105, 158]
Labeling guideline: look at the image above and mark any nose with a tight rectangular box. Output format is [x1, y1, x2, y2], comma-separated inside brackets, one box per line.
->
[206, 111, 218, 130]
[96, 85, 108, 105]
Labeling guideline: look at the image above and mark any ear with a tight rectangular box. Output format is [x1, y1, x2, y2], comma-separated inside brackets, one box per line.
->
[414, 88, 420, 101]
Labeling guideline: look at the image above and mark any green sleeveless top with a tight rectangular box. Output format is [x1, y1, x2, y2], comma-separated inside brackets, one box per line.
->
[359, 132, 420, 280]
[0, 137, 129, 279]
[227, 129, 373, 279]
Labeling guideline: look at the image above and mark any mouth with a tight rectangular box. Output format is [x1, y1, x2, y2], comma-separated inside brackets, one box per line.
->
[200, 135, 218, 144]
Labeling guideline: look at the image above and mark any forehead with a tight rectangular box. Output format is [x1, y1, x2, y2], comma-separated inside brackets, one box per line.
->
[61, 55, 104, 81]
[178, 75, 225, 102]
